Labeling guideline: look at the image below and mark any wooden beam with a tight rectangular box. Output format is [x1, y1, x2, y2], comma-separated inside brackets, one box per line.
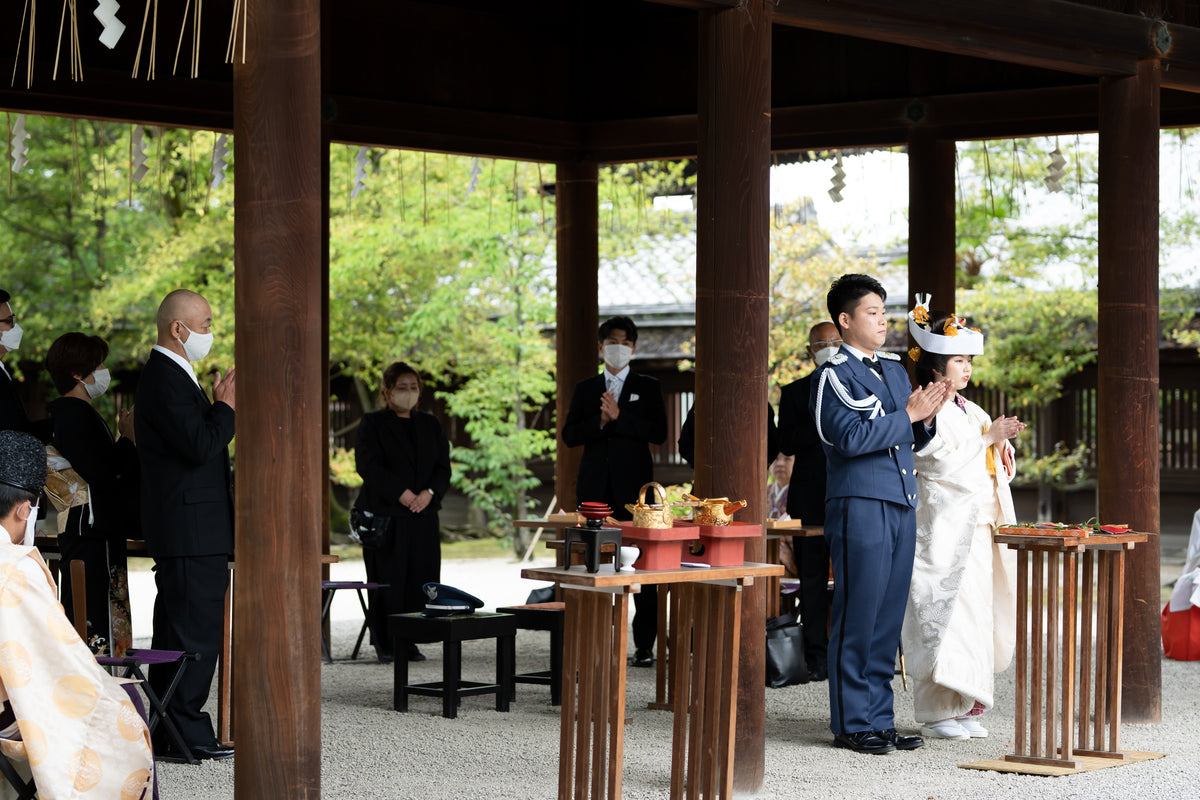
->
[641, 0, 738, 8]
[773, 0, 1159, 78]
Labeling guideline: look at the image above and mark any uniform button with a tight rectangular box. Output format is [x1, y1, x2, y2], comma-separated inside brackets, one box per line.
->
[901, 469, 907, 475]
[894, 445, 900, 450]
[913, 469, 918, 476]
[911, 444, 915, 450]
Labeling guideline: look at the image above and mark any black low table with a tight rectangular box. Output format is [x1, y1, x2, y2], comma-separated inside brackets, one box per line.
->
[495, 602, 565, 705]
[389, 611, 516, 719]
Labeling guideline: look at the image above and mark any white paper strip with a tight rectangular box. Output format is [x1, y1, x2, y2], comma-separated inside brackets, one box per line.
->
[10, 115, 30, 173]
[210, 133, 229, 189]
[94, 0, 126, 49]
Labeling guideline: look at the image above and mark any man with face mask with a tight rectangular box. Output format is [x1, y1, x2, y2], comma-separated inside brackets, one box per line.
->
[562, 316, 667, 667]
[0, 289, 49, 441]
[0, 430, 154, 797]
[134, 289, 237, 761]
[776, 320, 843, 681]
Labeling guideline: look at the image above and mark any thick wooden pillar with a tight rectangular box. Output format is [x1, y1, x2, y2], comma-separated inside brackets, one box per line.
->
[1098, 59, 1161, 724]
[696, 1, 771, 790]
[555, 162, 599, 512]
[906, 133, 957, 313]
[232, 0, 324, 796]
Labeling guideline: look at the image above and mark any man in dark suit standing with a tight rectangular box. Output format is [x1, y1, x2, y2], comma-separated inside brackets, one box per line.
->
[562, 316, 667, 666]
[135, 289, 236, 761]
[777, 320, 842, 681]
[0, 289, 44, 439]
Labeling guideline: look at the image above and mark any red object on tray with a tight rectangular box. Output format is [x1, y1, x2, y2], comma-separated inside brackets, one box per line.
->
[618, 521, 699, 571]
[685, 521, 763, 567]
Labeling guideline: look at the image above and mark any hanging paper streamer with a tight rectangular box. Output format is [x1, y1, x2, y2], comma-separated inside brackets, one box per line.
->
[828, 153, 845, 202]
[210, 133, 229, 189]
[1044, 148, 1066, 193]
[131, 125, 149, 182]
[464, 157, 482, 201]
[351, 146, 368, 199]
[10, 115, 30, 173]
[94, 0, 125, 48]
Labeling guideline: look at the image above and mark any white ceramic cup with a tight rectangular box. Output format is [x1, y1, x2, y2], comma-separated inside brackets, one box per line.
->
[618, 546, 640, 572]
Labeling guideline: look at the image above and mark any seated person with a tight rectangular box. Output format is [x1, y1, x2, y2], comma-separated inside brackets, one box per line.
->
[0, 430, 153, 798]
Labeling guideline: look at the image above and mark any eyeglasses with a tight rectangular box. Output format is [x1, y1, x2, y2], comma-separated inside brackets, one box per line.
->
[0, 316, 14, 327]
[812, 339, 842, 349]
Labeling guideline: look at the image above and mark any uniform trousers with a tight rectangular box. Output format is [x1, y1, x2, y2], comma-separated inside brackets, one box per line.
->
[825, 496, 916, 735]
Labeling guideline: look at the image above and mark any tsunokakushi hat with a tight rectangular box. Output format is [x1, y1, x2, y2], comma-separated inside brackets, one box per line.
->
[908, 293, 985, 359]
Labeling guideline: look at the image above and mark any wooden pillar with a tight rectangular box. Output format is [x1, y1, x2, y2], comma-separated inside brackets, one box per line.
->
[696, 1, 771, 790]
[906, 133, 957, 314]
[555, 161, 599, 512]
[1097, 59, 1161, 724]
[232, 0, 323, 795]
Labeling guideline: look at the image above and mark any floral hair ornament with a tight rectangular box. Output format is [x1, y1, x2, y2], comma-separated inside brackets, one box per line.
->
[907, 293, 984, 356]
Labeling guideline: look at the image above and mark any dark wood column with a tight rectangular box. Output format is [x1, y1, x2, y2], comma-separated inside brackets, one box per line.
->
[696, 1, 771, 790]
[232, 0, 324, 795]
[906, 133, 957, 314]
[1098, 59, 1161, 724]
[555, 162, 600, 512]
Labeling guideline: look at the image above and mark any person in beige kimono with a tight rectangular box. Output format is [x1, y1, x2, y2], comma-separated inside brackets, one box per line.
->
[901, 297, 1024, 741]
[0, 430, 153, 799]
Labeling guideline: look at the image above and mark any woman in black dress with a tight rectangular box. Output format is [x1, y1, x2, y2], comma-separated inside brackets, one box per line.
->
[355, 361, 451, 662]
[44, 332, 140, 655]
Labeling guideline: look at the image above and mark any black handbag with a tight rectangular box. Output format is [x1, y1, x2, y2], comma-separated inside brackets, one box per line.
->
[349, 506, 394, 550]
[765, 613, 809, 688]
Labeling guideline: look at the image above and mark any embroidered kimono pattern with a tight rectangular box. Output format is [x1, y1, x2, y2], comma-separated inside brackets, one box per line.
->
[0, 544, 152, 799]
[901, 397, 1018, 723]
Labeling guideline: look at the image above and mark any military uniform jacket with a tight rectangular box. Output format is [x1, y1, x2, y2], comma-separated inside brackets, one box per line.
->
[808, 347, 934, 508]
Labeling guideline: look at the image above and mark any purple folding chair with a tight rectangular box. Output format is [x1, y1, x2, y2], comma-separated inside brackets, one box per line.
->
[321, 580, 389, 663]
[98, 649, 200, 765]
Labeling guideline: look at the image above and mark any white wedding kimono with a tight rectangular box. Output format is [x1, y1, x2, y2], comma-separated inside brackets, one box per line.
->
[0, 543, 153, 800]
[901, 398, 1018, 723]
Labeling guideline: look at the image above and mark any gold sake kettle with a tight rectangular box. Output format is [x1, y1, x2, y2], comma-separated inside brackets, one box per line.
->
[625, 482, 674, 529]
[683, 494, 747, 526]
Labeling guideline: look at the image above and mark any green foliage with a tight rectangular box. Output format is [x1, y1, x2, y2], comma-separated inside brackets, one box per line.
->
[329, 447, 362, 488]
[1011, 441, 1093, 491]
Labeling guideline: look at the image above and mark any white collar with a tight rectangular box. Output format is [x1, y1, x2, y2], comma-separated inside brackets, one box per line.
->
[0, 360, 8, 380]
[604, 365, 631, 384]
[839, 343, 877, 363]
[152, 344, 201, 388]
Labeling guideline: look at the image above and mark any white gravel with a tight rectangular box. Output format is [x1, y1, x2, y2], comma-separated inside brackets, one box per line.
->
[138, 554, 1198, 800]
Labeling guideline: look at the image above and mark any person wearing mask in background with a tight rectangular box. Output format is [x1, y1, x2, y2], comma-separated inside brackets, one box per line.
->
[135, 289, 236, 761]
[0, 429, 153, 798]
[767, 453, 794, 521]
[563, 316, 667, 667]
[777, 321, 842, 681]
[354, 361, 451, 663]
[811, 274, 950, 755]
[0, 289, 49, 442]
[45, 332, 141, 656]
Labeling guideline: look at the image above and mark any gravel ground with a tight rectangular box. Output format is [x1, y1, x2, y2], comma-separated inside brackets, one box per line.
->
[143, 548, 1198, 800]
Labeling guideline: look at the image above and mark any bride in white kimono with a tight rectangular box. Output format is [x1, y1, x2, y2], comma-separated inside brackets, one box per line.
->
[901, 300, 1025, 741]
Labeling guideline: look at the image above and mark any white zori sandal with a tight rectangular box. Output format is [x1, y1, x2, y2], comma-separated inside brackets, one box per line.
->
[919, 718, 971, 740]
[955, 716, 988, 738]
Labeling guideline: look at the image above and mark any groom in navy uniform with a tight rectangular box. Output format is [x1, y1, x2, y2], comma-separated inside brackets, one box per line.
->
[562, 316, 667, 666]
[810, 274, 950, 755]
[135, 289, 237, 761]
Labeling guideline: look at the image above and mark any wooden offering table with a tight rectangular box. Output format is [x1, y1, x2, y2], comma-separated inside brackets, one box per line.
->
[763, 520, 822, 617]
[522, 562, 783, 800]
[994, 529, 1149, 770]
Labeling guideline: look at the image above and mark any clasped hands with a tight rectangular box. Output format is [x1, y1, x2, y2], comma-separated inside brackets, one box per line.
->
[599, 390, 620, 426]
[399, 488, 432, 513]
[906, 379, 954, 425]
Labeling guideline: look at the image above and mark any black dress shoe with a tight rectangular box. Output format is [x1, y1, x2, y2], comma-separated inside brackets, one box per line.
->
[875, 728, 925, 750]
[406, 644, 426, 662]
[807, 662, 828, 682]
[374, 645, 394, 664]
[631, 648, 654, 667]
[191, 743, 235, 761]
[833, 731, 895, 755]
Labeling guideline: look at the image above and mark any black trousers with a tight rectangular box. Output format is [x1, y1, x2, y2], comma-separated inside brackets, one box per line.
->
[58, 518, 124, 647]
[793, 534, 830, 661]
[363, 512, 442, 654]
[150, 554, 229, 748]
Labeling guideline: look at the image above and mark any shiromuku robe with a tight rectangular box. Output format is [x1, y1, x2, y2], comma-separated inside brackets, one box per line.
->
[0, 543, 153, 800]
[901, 398, 1018, 723]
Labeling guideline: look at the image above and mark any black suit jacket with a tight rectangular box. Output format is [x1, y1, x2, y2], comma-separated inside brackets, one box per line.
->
[48, 396, 142, 540]
[134, 350, 235, 560]
[778, 372, 826, 525]
[354, 408, 451, 517]
[562, 371, 667, 510]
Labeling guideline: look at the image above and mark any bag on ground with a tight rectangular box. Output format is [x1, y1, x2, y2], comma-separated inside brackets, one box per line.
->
[765, 612, 809, 688]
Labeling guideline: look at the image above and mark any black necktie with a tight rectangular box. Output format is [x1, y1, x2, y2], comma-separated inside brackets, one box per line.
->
[862, 356, 886, 384]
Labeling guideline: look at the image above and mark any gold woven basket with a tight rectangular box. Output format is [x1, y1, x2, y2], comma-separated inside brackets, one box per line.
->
[625, 482, 673, 529]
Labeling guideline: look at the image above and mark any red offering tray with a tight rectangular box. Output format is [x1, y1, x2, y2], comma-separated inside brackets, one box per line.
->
[685, 521, 763, 567]
[997, 522, 1089, 538]
[618, 521, 699, 571]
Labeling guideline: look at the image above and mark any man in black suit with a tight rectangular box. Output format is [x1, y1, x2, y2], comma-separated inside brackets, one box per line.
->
[776, 320, 842, 681]
[134, 289, 236, 761]
[562, 316, 667, 666]
[0, 289, 44, 439]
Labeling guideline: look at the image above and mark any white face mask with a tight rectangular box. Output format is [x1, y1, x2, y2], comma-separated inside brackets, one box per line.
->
[813, 346, 839, 367]
[82, 367, 111, 399]
[603, 343, 633, 372]
[390, 390, 419, 412]
[177, 323, 214, 362]
[0, 322, 23, 352]
[22, 502, 37, 546]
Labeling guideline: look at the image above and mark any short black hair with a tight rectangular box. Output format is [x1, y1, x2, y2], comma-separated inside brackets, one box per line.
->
[0, 484, 36, 520]
[913, 311, 972, 385]
[598, 316, 638, 344]
[0, 289, 9, 305]
[45, 332, 109, 395]
[826, 274, 886, 334]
